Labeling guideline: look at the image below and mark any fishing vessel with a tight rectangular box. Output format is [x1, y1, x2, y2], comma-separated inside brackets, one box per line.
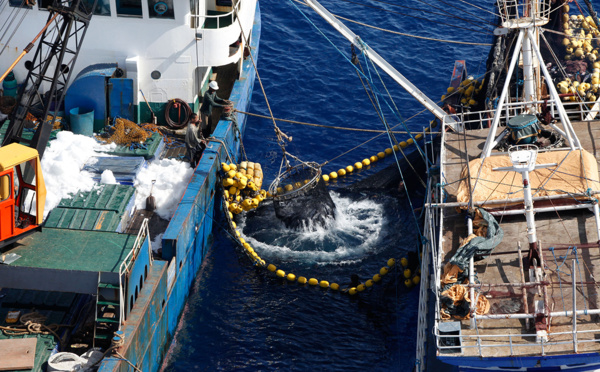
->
[300, 0, 600, 369]
[416, 0, 600, 370]
[0, 0, 260, 369]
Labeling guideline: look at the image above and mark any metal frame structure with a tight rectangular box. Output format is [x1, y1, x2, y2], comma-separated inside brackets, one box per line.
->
[4, 0, 96, 158]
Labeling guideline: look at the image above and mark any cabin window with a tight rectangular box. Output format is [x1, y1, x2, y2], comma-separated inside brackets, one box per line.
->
[8, 0, 32, 8]
[0, 175, 12, 202]
[148, 0, 174, 19]
[117, 0, 142, 17]
[89, 0, 111, 15]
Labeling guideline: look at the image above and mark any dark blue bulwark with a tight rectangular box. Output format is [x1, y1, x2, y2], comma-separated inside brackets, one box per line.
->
[439, 352, 600, 370]
[98, 3, 261, 371]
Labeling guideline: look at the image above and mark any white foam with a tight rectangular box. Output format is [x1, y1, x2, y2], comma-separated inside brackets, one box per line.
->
[100, 169, 117, 184]
[133, 158, 194, 220]
[41, 131, 117, 218]
[151, 233, 164, 253]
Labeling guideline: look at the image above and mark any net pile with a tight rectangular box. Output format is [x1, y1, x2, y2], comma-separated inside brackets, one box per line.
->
[97, 118, 150, 146]
[268, 162, 336, 230]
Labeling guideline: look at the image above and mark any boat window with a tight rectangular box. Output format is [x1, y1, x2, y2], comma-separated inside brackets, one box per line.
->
[116, 0, 142, 18]
[8, 0, 32, 8]
[0, 174, 11, 202]
[86, 0, 112, 15]
[148, 0, 174, 19]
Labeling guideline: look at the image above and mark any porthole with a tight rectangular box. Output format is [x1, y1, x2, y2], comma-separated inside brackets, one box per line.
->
[151, 70, 161, 80]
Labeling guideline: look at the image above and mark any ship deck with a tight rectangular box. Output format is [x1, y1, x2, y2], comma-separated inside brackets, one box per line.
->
[438, 120, 600, 358]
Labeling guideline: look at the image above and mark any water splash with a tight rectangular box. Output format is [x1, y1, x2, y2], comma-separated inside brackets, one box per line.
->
[239, 191, 387, 264]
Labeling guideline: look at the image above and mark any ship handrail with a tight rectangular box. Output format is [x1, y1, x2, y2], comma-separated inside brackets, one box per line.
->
[118, 218, 152, 326]
[443, 99, 600, 132]
[191, 0, 242, 29]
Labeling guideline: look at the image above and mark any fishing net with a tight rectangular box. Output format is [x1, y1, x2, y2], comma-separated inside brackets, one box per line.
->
[268, 161, 336, 229]
[97, 118, 150, 146]
[440, 284, 490, 320]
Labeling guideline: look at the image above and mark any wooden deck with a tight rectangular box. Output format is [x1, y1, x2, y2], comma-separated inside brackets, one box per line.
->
[438, 120, 600, 358]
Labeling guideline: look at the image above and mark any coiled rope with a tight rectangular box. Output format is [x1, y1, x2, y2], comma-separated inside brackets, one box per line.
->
[164, 98, 191, 129]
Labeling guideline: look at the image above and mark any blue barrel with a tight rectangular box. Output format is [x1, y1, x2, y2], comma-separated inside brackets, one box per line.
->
[69, 107, 95, 136]
[2, 72, 17, 97]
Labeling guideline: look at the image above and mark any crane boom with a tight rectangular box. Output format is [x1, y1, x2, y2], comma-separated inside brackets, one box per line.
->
[304, 0, 460, 131]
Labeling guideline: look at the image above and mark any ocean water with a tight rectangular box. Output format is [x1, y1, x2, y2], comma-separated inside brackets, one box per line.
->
[162, 0, 494, 370]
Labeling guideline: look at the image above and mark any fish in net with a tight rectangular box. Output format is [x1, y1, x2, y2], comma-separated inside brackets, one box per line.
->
[268, 162, 336, 230]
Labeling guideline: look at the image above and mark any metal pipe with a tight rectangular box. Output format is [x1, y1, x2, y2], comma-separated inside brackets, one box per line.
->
[518, 242, 530, 329]
[572, 258, 578, 353]
[426, 192, 600, 209]
[489, 203, 592, 216]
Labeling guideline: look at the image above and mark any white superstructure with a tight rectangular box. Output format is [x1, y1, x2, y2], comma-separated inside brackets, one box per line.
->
[0, 0, 257, 107]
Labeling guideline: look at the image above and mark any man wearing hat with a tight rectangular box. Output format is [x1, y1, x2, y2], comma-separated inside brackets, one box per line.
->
[200, 81, 230, 137]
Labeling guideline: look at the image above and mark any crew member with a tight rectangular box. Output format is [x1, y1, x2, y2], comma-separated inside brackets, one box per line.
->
[185, 113, 206, 168]
[200, 81, 230, 137]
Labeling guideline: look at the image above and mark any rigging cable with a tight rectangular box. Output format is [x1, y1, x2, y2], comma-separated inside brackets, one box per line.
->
[234, 6, 291, 168]
[369, 0, 496, 28]
[329, 0, 495, 35]
[291, 0, 493, 46]
[0, 2, 31, 58]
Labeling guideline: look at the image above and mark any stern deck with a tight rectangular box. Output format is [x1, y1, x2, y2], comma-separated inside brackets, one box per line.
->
[437, 120, 600, 358]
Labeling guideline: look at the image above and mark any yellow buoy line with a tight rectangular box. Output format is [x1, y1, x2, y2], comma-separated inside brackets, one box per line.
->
[219, 161, 421, 292]
[321, 120, 438, 182]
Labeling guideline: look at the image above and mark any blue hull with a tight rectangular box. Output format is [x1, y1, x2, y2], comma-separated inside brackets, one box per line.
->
[98, 3, 260, 371]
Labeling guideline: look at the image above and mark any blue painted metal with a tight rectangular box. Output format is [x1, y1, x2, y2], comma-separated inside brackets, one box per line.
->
[65, 63, 119, 132]
[98, 3, 261, 371]
[108, 78, 134, 121]
[440, 352, 600, 370]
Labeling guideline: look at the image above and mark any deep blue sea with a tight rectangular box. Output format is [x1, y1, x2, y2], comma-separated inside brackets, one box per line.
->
[163, 0, 494, 370]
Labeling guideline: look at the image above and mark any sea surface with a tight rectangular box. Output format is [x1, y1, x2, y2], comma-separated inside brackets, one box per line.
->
[163, 0, 494, 370]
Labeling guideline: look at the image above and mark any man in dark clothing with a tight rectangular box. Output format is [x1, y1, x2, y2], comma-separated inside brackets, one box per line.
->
[200, 81, 229, 137]
[184, 113, 206, 168]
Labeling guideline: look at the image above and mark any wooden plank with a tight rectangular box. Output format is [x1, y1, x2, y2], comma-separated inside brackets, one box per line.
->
[0, 338, 37, 371]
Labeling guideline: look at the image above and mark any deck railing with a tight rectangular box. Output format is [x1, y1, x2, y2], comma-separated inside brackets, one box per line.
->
[191, 0, 242, 29]
[118, 218, 152, 326]
[443, 99, 600, 132]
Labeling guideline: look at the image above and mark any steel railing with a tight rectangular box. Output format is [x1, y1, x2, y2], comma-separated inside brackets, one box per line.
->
[118, 218, 152, 326]
[191, 0, 242, 29]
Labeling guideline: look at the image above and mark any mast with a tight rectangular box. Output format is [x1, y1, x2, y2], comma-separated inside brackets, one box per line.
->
[482, 0, 581, 158]
[304, 0, 460, 131]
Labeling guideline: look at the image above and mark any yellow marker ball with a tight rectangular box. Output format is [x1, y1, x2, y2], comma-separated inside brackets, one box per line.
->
[329, 172, 338, 179]
[330, 283, 340, 290]
[221, 163, 231, 172]
[322, 174, 330, 182]
[227, 170, 236, 178]
[319, 280, 330, 288]
[229, 163, 237, 171]
[404, 269, 411, 279]
[276, 187, 283, 194]
[373, 274, 382, 282]
[407, 138, 414, 145]
[387, 258, 396, 267]
[415, 133, 423, 140]
[354, 162, 363, 170]
[370, 155, 378, 163]
[267, 264, 276, 272]
[239, 238, 245, 245]
[223, 178, 234, 187]
[412, 275, 421, 285]
[362, 158, 370, 166]
[231, 220, 236, 228]
[337, 169, 346, 177]
[447, 87, 454, 93]
[298, 276, 307, 284]
[357, 284, 366, 292]
[399, 141, 408, 148]
[384, 148, 393, 155]
[276, 270, 285, 278]
[284, 184, 294, 192]
[348, 287, 358, 295]
[228, 186, 238, 195]
[246, 247, 254, 254]
[308, 278, 318, 286]
[287, 273, 296, 282]
[377, 152, 385, 159]
[405, 279, 413, 288]
[401, 257, 408, 267]
[393, 145, 399, 151]
[235, 230, 241, 237]
[365, 279, 374, 287]
[380, 267, 389, 276]
[346, 165, 354, 173]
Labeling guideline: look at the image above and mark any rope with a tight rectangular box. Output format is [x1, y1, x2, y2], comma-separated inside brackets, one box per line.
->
[233, 109, 432, 134]
[164, 99, 192, 129]
[0, 312, 71, 349]
[327, 0, 495, 35]
[233, 7, 290, 165]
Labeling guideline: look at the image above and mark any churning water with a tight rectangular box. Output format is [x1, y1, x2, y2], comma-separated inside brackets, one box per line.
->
[162, 0, 494, 370]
